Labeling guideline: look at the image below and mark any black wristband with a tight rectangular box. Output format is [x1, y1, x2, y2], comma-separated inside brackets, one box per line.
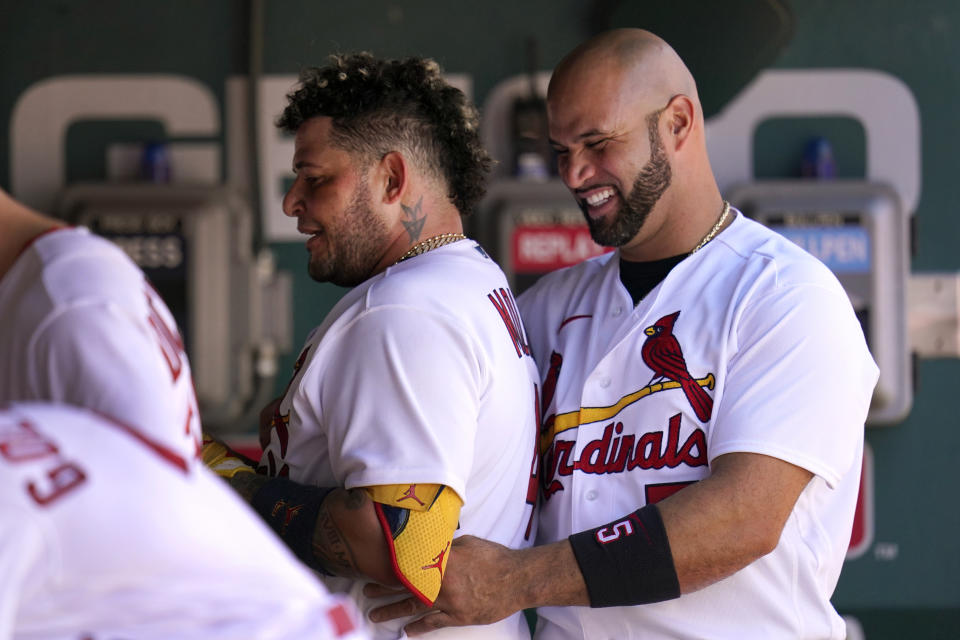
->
[568, 504, 681, 607]
[250, 477, 334, 574]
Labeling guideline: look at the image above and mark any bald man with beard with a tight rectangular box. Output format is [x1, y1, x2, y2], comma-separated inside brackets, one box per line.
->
[367, 29, 878, 639]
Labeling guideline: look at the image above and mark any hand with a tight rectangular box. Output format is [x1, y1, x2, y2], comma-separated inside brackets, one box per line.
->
[365, 535, 526, 636]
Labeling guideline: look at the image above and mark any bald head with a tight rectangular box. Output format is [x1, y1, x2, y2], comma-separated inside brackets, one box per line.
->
[546, 29, 723, 261]
[549, 29, 699, 120]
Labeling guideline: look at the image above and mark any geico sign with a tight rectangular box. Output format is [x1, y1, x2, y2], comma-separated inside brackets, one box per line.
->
[9, 70, 919, 241]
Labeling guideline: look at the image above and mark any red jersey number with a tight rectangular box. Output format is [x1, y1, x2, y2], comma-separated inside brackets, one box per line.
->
[0, 421, 88, 507]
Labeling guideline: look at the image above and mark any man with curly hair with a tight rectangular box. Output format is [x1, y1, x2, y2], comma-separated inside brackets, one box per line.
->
[204, 53, 540, 640]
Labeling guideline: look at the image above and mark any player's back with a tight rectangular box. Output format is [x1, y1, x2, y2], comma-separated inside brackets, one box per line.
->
[0, 403, 367, 640]
[0, 227, 201, 460]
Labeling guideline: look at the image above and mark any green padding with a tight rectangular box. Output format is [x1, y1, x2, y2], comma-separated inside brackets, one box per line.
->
[590, 0, 795, 117]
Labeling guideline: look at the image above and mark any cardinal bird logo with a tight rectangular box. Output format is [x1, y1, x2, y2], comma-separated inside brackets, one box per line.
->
[641, 311, 713, 422]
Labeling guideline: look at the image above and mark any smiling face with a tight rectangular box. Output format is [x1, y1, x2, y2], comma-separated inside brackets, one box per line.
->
[282, 116, 390, 287]
[584, 109, 672, 247]
[548, 62, 673, 251]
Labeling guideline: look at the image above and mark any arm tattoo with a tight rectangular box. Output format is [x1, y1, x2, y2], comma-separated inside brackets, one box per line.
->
[344, 487, 367, 510]
[310, 491, 369, 576]
[400, 195, 426, 241]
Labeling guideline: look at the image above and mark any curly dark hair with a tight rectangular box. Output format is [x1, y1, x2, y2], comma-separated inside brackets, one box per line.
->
[277, 52, 491, 216]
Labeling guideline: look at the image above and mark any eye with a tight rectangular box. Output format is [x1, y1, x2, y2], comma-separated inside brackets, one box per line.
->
[585, 139, 608, 150]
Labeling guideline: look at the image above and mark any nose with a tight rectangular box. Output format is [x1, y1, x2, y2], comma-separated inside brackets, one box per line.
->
[281, 177, 303, 218]
[558, 149, 595, 190]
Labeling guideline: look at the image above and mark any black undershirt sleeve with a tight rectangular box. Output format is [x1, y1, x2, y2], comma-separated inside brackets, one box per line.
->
[250, 477, 336, 574]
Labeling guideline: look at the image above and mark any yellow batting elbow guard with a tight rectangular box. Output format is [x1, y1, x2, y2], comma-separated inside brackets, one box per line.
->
[366, 483, 463, 606]
[201, 434, 256, 479]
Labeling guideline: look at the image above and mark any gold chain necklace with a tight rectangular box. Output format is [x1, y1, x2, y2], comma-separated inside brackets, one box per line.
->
[690, 201, 731, 255]
[393, 233, 467, 265]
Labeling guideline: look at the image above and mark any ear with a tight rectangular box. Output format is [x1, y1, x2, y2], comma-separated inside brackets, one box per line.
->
[664, 95, 696, 151]
[376, 151, 408, 205]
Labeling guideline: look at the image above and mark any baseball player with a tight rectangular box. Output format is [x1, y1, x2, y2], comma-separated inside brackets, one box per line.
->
[0, 188, 201, 461]
[204, 54, 540, 640]
[0, 402, 368, 640]
[366, 29, 880, 639]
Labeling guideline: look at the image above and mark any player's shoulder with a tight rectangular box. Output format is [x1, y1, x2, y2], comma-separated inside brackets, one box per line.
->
[518, 251, 615, 312]
[33, 226, 123, 261]
[715, 213, 845, 294]
[370, 240, 508, 307]
[34, 227, 145, 304]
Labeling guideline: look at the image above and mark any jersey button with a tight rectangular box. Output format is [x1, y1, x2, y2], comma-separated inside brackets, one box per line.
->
[612, 305, 622, 316]
[598, 377, 611, 388]
[586, 490, 598, 501]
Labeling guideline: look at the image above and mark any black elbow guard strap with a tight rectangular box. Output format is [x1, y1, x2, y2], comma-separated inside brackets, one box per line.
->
[250, 476, 334, 574]
[568, 504, 681, 607]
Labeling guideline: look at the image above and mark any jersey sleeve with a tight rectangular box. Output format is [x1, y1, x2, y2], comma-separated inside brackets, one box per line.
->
[317, 305, 482, 498]
[711, 283, 879, 487]
[29, 303, 197, 456]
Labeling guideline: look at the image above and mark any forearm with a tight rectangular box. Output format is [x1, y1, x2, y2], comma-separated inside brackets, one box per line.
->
[368, 454, 812, 633]
[512, 539, 590, 609]
[230, 473, 586, 605]
[656, 452, 813, 594]
[224, 472, 397, 585]
[656, 481, 763, 593]
[313, 487, 397, 585]
[423, 535, 588, 621]
[563, 452, 813, 606]
[366, 535, 590, 631]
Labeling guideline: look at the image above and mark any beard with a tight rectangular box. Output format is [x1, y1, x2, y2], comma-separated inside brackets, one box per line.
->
[583, 112, 672, 247]
[307, 177, 389, 287]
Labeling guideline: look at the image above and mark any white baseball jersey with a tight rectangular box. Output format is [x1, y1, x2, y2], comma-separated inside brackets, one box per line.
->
[0, 402, 368, 640]
[260, 240, 540, 640]
[518, 212, 879, 640]
[0, 227, 201, 461]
